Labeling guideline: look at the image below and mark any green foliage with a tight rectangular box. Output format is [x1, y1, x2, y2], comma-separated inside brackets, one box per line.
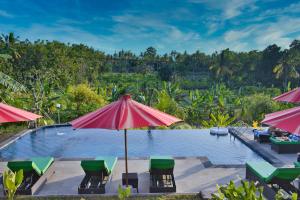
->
[155, 90, 185, 119]
[3, 169, 23, 200]
[1, 33, 300, 128]
[275, 189, 298, 200]
[212, 180, 299, 200]
[117, 185, 131, 200]
[0, 72, 26, 94]
[202, 112, 235, 128]
[240, 94, 285, 122]
[211, 180, 264, 200]
[61, 84, 106, 121]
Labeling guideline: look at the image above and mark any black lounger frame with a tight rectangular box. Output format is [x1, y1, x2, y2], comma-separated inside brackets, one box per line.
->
[246, 166, 300, 199]
[3, 163, 55, 195]
[78, 169, 112, 194]
[149, 168, 176, 193]
[254, 134, 270, 143]
[271, 142, 300, 154]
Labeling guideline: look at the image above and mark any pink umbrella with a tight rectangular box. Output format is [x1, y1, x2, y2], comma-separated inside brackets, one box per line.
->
[273, 87, 300, 103]
[262, 106, 300, 135]
[0, 102, 42, 123]
[70, 94, 182, 185]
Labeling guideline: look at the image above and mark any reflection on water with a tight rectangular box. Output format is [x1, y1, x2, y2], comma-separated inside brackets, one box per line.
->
[0, 126, 263, 164]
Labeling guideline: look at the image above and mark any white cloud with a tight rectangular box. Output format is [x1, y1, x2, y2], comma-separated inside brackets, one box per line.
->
[0, 23, 118, 53]
[110, 13, 202, 52]
[220, 16, 300, 52]
[0, 9, 13, 18]
[256, 2, 300, 21]
[224, 27, 254, 42]
[189, 0, 255, 19]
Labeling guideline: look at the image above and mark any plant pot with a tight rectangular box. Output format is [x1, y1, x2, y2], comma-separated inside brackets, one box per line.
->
[210, 127, 228, 136]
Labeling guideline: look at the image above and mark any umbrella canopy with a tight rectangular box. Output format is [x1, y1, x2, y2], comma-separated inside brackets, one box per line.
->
[273, 87, 300, 103]
[71, 94, 182, 185]
[71, 94, 182, 129]
[0, 102, 42, 123]
[262, 106, 300, 135]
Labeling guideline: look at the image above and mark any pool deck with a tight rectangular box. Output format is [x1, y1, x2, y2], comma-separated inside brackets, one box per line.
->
[0, 127, 298, 198]
[229, 127, 298, 166]
[0, 157, 244, 198]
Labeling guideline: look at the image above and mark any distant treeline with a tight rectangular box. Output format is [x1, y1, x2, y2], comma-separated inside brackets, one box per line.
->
[1, 33, 300, 91]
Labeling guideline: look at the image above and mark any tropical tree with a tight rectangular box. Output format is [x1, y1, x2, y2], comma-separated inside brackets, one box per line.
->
[273, 49, 300, 90]
[209, 49, 241, 84]
[0, 32, 21, 59]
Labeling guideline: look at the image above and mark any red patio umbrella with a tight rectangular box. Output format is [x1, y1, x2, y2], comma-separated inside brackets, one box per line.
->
[70, 94, 182, 185]
[262, 106, 300, 136]
[0, 102, 42, 123]
[273, 87, 300, 103]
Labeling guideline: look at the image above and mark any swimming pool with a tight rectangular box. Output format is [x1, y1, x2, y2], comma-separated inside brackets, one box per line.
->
[0, 125, 263, 164]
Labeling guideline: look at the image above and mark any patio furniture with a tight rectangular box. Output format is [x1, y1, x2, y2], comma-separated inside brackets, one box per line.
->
[5, 157, 55, 195]
[270, 137, 300, 154]
[294, 162, 300, 168]
[122, 172, 138, 192]
[71, 95, 182, 186]
[253, 129, 270, 143]
[78, 156, 117, 194]
[246, 161, 300, 199]
[149, 156, 176, 193]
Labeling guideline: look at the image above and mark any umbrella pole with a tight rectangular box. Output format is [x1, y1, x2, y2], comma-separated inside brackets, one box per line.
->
[124, 129, 129, 186]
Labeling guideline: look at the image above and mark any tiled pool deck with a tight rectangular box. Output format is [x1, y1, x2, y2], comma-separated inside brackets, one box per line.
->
[229, 127, 297, 167]
[0, 127, 298, 198]
[0, 157, 244, 198]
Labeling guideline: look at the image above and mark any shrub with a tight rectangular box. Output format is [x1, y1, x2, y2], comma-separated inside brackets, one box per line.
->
[3, 169, 23, 200]
[211, 180, 264, 200]
[155, 90, 186, 119]
[202, 112, 235, 128]
[61, 84, 106, 121]
[211, 180, 298, 200]
[240, 94, 281, 123]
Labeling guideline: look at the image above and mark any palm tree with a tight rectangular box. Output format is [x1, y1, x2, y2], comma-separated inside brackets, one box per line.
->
[0, 33, 25, 98]
[1, 32, 21, 59]
[273, 49, 300, 90]
[209, 49, 234, 82]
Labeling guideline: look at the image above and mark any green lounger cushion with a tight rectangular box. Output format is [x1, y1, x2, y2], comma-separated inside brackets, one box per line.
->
[246, 161, 276, 182]
[294, 162, 300, 167]
[270, 137, 300, 145]
[274, 168, 300, 181]
[149, 156, 175, 170]
[246, 161, 300, 183]
[7, 157, 54, 176]
[81, 156, 117, 175]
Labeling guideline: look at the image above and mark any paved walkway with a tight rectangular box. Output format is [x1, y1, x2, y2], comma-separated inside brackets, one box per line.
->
[0, 158, 245, 198]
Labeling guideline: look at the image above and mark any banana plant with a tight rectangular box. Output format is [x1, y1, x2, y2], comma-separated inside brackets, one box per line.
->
[202, 112, 235, 128]
[117, 185, 131, 200]
[211, 180, 264, 200]
[0, 72, 26, 92]
[3, 169, 23, 200]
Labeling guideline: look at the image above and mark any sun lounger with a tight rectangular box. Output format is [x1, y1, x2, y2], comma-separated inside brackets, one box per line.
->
[78, 156, 117, 194]
[246, 161, 300, 199]
[270, 137, 300, 154]
[253, 129, 270, 143]
[5, 157, 55, 195]
[149, 156, 176, 193]
[294, 162, 300, 168]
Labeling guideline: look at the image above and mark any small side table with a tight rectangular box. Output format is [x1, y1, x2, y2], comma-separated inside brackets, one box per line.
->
[122, 172, 138, 193]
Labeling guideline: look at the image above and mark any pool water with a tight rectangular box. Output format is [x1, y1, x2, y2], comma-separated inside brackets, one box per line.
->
[0, 126, 263, 164]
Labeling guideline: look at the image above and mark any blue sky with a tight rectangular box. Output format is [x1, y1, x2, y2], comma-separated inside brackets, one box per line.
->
[0, 0, 300, 54]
